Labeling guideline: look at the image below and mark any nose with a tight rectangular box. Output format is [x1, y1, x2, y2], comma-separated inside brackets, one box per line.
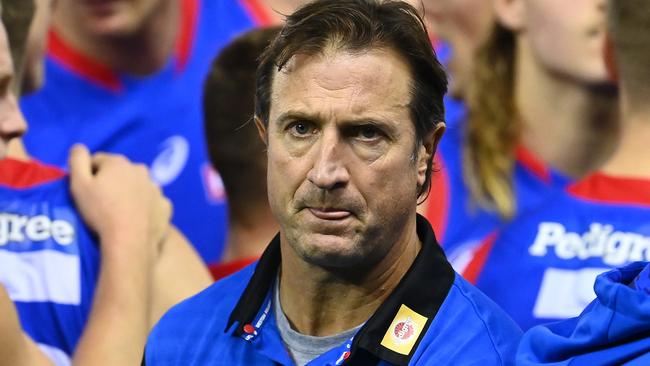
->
[307, 128, 350, 190]
[0, 93, 27, 157]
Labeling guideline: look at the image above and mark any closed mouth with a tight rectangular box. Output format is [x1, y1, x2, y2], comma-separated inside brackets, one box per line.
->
[308, 207, 352, 220]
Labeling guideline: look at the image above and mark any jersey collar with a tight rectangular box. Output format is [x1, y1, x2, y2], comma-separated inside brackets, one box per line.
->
[226, 214, 455, 366]
[0, 158, 66, 189]
[47, 0, 199, 92]
[567, 172, 650, 207]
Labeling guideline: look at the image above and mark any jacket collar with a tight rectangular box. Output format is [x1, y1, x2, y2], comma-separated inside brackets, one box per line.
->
[227, 214, 455, 366]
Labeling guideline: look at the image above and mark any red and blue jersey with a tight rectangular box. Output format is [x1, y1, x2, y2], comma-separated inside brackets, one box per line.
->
[425, 99, 571, 258]
[459, 173, 650, 330]
[0, 158, 100, 365]
[19, 0, 270, 264]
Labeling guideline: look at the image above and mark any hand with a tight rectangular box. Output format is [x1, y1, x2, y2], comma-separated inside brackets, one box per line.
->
[68, 144, 172, 259]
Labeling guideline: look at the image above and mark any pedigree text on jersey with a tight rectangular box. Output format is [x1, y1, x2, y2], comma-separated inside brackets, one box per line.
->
[0, 212, 75, 246]
[529, 222, 650, 266]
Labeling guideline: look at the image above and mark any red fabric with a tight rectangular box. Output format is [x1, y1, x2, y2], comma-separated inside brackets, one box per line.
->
[0, 158, 66, 189]
[47, 0, 199, 90]
[48, 30, 122, 92]
[239, 0, 274, 26]
[567, 172, 650, 207]
[516, 145, 551, 184]
[425, 154, 450, 244]
[174, 0, 199, 73]
[209, 257, 258, 281]
[461, 231, 497, 284]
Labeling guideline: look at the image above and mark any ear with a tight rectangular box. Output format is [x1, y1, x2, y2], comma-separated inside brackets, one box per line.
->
[254, 115, 268, 146]
[417, 122, 445, 188]
[494, 0, 525, 32]
[603, 33, 618, 84]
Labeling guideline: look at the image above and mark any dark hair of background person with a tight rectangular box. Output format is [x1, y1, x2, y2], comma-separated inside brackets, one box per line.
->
[203, 27, 281, 220]
[254, 0, 448, 200]
[0, 0, 35, 94]
[607, 0, 650, 110]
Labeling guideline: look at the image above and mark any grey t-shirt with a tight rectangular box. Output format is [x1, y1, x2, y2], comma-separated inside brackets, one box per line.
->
[273, 278, 362, 366]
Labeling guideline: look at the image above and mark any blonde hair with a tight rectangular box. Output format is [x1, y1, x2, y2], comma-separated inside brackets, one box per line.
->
[463, 23, 518, 219]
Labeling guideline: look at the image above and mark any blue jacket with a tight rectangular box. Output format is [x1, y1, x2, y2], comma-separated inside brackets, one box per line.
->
[517, 261, 650, 365]
[145, 216, 522, 365]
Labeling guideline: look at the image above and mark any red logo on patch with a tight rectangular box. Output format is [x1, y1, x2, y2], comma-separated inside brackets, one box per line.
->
[393, 319, 415, 341]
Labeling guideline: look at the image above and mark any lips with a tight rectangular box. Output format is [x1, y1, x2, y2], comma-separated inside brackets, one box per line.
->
[308, 207, 352, 220]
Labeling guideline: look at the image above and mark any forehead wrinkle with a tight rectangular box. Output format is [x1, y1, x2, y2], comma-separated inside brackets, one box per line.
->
[270, 48, 412, 126]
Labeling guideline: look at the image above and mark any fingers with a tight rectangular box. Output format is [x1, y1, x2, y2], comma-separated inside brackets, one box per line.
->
[69, 144, 92, 182]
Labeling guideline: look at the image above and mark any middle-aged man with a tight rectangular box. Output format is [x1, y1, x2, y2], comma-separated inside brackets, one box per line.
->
[145, 1, 522, 365]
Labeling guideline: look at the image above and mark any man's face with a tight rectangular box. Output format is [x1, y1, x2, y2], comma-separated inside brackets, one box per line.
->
[513, 0, 609, 85]
[0, 20, 27, 159]
[264, 48, 431, 269]
[56, 0, 166, 37]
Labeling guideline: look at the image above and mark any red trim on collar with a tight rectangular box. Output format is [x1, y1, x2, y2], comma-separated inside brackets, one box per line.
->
[0, 158, 66, 189]
[209, 257, 258, 281]
[239, 0, 274, 26]
[174, 0, 199, 73]
[516, 145, 551, 184]
[567, 172, 650, 207]
[48, 30, 122, 92]
[47, 0, 199, 91]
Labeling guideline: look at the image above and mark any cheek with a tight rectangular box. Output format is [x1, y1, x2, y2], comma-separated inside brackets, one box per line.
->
[266, 142, 307, 208]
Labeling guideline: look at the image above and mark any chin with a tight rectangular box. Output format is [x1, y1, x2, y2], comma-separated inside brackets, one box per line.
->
[294, 233, 368, 269]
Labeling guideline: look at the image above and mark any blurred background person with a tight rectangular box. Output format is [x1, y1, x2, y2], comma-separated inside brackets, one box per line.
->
[0, 0, 211, 364]
[412, 0, 499, 251]
[18, 0, 258, 266]
[454, 0, 650, 331]
[417, 0, 618, 265]
[203, 27, 281, 280]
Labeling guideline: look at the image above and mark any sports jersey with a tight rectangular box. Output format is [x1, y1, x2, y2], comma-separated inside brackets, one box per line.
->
[19, 0, 268, 264]
[145, 215, 522, 366]
[517, 261, 650, 365]
[0, 158, 100, 366]
[458, 173, 650, 330]
[424, 99, 571, 261]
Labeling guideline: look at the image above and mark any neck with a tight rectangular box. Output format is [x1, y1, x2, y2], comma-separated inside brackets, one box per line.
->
[6, 139, 29, 162]
[601, 104, 650, 178]
[278, 216, 420, 337]
[221, 206, 279, 262]
[515, 42, 619, 178]
[52, 0, 179, 75]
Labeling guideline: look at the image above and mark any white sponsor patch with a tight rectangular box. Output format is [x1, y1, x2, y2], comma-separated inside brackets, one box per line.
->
[0, 249, 80, 304]
[533, 267, 606, 319]
[37, 343, 71, 366]
[529, 222, 650, 266]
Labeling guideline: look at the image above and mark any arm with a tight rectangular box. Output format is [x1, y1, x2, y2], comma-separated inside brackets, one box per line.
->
[67, 145, 171, 366]
[150, 227, 212, 326]
[0, 285, 53, 366]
